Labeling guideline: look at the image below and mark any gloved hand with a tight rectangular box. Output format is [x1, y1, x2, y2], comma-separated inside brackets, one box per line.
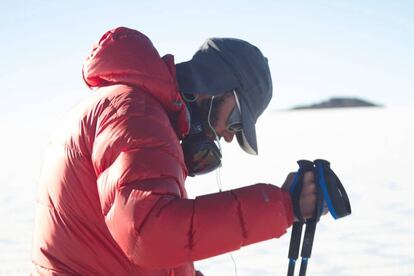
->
[281, 171, 318, 221]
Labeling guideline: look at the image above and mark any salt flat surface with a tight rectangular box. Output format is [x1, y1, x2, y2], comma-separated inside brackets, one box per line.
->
[1, 106, 413, 275]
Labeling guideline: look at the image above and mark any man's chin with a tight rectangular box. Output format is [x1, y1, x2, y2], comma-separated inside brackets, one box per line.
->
[201, 124, 218, 141]
[206, 132, 221, 142]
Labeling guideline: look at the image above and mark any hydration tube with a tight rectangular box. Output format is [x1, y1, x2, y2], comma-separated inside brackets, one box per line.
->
[286, 159, 352, 276]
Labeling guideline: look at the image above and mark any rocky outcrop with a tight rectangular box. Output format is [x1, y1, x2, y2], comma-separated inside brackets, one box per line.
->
[292, 97, 381, 110]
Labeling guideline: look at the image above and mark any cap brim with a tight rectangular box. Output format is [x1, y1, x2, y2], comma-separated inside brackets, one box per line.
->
[236, 100, 258, 155]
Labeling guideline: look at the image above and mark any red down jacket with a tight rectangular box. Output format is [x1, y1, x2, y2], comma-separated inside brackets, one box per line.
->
[31, 27, 293, 276]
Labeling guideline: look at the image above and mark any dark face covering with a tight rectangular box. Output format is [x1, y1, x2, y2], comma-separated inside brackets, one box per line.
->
[181, 96, 223, 176]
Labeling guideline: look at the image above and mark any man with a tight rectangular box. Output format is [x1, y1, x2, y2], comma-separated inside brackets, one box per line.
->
[32, 27, 317, 275]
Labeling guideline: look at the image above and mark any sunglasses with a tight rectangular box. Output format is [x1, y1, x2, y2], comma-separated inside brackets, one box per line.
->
[226, 90, 243, 132]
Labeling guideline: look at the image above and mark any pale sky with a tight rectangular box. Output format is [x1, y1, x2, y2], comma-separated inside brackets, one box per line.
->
[1, 0, 413, 120]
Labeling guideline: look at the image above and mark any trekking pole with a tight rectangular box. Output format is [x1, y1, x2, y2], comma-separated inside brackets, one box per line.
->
[297, 160, 327, 276]
[298, 217, 318, 276]
[287, 160, 314, 276]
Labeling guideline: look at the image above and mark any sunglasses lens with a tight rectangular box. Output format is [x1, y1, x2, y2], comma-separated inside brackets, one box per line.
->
[228, 122, 242, 132]
[227, 106, 242, 132]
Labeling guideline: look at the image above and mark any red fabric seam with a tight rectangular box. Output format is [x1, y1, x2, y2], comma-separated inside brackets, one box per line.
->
[229, 191, 248, 242]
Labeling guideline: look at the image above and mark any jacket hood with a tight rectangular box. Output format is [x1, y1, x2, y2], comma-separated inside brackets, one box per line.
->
[83, 27, 189, 138]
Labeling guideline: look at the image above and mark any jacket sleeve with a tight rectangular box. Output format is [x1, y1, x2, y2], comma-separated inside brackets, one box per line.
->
[91, 96, 294, 269]
[135, 182, 293, 269]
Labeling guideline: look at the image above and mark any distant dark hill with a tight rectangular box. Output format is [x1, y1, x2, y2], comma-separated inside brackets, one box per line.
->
[291, 97, 381, 110]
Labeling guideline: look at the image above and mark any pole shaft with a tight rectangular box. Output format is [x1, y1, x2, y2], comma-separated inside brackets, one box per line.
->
[299, 259, 308, 276]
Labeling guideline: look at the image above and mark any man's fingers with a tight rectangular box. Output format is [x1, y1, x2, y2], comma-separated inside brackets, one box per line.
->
[299, 193, 317, 219]
[302, 182, 316, 194]
[300, 193, 317, 207]
[303, 171, 315, 183]
[297, 171, 331, 219]
[301, 171, 316, 195]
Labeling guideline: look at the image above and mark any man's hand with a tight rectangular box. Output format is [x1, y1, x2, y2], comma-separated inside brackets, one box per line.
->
[281, 171, 318, 221]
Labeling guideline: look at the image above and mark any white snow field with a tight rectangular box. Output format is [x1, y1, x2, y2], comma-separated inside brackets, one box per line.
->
[1, 106, 413, 275]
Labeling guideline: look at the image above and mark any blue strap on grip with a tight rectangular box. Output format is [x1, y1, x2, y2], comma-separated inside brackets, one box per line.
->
[314, 159, 352, 220]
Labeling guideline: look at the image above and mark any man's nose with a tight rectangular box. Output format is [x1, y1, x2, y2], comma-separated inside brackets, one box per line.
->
[222, 131, 235, 143]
